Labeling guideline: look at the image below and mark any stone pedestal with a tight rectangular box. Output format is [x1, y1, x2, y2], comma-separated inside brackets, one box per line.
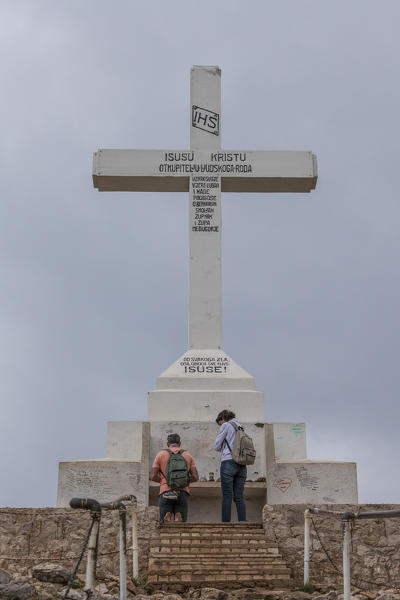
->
[57, 351, 358, 517]
[57, 422, 150, 507]
[265, 423, 358, 504]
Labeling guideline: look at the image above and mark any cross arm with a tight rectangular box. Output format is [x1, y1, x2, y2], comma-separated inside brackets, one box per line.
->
[93, 149, 317, 193]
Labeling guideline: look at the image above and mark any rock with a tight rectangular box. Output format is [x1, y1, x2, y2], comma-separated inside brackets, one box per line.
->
[134, 594, 183, 600]
[134, 596, 181, 600]
[32, 563, 71, 584]
[200, 589, 231, 600]
[0, 581, 36, 600]
[186, 591, 201, 600]
[147, 594, 183, 600]
[37, 592, 56, 600]
[0, 570, 12, 585]
[231, 589, 279, 600]
[313, 593, 340, 600]
[376, 592, 400, 600]
[96, 583, 109, 595]
[60, 588, 86, 600]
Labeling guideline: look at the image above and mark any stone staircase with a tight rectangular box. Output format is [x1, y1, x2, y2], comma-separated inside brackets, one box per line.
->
[148, 522, 293, 590]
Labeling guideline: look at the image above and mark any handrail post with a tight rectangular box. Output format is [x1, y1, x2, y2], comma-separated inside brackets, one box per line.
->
[85, 511, 100, 593]
[131, 497, 139, 579]
[342, 516, 351, 600]
[100, 494, 138, 586]
[69, 498, 102, 596]
[119, 508, 127, 600]
[304, 509, 311, 585]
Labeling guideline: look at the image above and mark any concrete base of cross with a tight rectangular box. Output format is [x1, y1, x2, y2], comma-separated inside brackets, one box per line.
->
[57, 349, 357, 515]
[57, 418, 358, 518]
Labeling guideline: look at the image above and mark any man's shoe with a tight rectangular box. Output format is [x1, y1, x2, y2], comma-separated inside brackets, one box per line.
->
[163, 512, 172, 523]
[174, 512, 183, 522]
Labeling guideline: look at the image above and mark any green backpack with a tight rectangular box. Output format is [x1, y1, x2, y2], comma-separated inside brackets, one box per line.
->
[165, 449, 190, 490]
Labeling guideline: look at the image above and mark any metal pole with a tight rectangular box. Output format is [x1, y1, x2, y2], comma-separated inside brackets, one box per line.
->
[119, 509, 127, 600]
[304, 509, 311, 585]
[85, 513, 100, 592]
[342, 518, 351, 600]
[131, 498, 139, 579]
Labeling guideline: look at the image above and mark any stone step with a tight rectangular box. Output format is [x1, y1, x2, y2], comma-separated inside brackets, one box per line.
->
[149, 563, 290, 575]
[150, 561, 289, 570]
[149, 522, 293, 590]
[148, 574, 292, 585]
[150, 552, 286, 560]
[154, 544, 279, 551]
[152, 551, 280, 559]
[160, 522, 264, 528]
[157, 540, 278, 548]
[151, 555, 286, 561]
[157, 534, 277, 546]
[162, 525, 265, 528]
[159, 529, 265, 534]
[158, 533, 274, 540]
[151, 552, 283, 559]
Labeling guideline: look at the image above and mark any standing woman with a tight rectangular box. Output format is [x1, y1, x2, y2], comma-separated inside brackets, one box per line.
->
[214, 409, 247, 522]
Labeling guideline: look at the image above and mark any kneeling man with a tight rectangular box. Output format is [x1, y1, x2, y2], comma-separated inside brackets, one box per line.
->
[150, 433, 199, 523]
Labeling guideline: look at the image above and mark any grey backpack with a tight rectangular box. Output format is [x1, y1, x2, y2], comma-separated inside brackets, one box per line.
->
[225, 422, 256, 465]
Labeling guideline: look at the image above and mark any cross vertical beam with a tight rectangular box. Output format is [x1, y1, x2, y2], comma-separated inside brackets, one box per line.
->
[189, 66, 222, 349]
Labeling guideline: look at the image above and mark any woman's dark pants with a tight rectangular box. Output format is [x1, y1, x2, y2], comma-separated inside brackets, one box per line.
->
[220, 459, 247, 522]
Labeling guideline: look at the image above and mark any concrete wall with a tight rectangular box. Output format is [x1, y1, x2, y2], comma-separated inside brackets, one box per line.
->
[56, 418, 358, 511]
[150, 420, 266, 482]
[271, 422, 307, 460]
[106, 421, 145, 460]
[57, 422, 150, 507]
[147, 390, 265, 423]
[265, 423, 358, 504]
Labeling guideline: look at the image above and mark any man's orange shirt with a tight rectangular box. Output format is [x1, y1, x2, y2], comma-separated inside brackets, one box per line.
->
[152, 447, 195, 494]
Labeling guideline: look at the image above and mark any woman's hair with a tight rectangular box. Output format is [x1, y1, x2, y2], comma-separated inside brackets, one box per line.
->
[215, 409, 236, 424]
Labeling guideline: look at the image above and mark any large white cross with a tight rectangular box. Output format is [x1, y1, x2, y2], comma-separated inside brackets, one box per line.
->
[93, 66, 317, 351]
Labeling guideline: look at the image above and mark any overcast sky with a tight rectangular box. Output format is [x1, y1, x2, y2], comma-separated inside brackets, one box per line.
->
[1, 0, 399, 507]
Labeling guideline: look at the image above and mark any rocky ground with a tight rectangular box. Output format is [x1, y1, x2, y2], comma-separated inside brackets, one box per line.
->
[0, 565, 399, 600]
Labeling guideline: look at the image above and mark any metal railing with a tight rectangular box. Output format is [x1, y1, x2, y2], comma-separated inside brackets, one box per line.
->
[66, 494, 138, 599]
[304, 507, 400, 600]
[101, 494, 138, 600]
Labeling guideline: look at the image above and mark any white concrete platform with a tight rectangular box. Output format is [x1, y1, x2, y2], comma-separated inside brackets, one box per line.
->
[265, 423, 358, 504]
[147, 390, 265, 423]
[56, 422, 150, 507]
[57, 458, 149, 507]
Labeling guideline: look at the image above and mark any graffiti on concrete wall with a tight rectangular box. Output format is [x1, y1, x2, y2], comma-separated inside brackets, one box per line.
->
[295, 466, 319, 491]
[273, 478, 292, 493]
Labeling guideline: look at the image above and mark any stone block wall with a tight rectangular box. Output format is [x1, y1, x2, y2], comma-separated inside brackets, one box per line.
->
[2, 504, 400, 590]
[0, 507, 159, 581]
[263, 504, 400, 590]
